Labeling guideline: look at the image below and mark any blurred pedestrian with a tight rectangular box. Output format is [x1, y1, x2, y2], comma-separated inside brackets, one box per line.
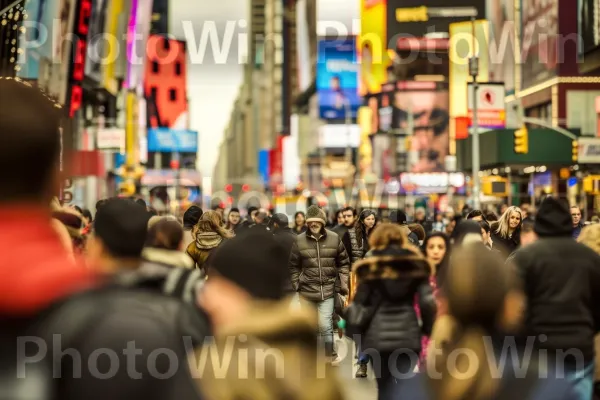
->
[345, 223, 435, 398]
[193, 230, 344, 400]
[514, 197, 600, 398]
[186, 210, 233, 274]
[269, 213, 296, 293]
[571, 206, 584, 239]
[182, 205, 203, 246]
[293, 211, 307, 235]
[389, 209, 420, 246]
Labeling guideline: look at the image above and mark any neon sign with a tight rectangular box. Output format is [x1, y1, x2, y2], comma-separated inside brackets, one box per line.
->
[68, 0, 92, 117]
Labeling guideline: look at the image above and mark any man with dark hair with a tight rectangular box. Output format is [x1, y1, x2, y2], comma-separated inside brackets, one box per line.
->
[182, 205, 203, 245]
[467, 209, 486, 222]
[0, 80, 203, 399]
[332, 206, 356, 248]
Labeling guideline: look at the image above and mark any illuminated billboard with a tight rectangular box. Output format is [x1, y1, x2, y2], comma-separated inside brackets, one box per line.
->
[317, 38, 360, 120]
[125, 0, 153, 91]
[359, 0, 389, 95]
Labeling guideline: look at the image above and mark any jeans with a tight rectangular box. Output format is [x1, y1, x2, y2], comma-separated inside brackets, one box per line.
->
[313, 297, 335, 357]
[357, 343, 371, 365]
[564, 362, 594, 400]
[372, 351, 417, 400]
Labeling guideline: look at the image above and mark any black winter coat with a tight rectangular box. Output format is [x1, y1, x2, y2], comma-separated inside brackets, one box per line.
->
[289, 228, 351, 302]
[491, 230, 520, 257]
[347, 245, 436, 353]
[514, 237, 600, 362]
[273, 227, 297, 293]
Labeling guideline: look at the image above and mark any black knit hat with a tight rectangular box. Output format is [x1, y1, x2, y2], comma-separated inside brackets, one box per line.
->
[389, 210, 408, 225]
[94, 199, 150, 258]
[534, 197, 573, 237]
[183, 205, 203, 229]
[210, 230, 288, 300]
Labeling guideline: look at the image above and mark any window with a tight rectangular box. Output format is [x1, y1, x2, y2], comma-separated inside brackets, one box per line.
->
[150, 86, 158, 100]
[163, 38, 170, 51]
[169, 89, 177, 102]
[152, 61, 159, 73]
[175, 62, 182, 76]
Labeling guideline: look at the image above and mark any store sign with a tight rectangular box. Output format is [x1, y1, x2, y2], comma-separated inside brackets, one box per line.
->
[578, 137, 600, 164]
[147, 129, 198, 153]
[467, 83, 506, 129]
[97, 128, 126, 150]
[318, 124, 361, 148]
[69, 0, 92, 117]
[399, 172, 465, 194]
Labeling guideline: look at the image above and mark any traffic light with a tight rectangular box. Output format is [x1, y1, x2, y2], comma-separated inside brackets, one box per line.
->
[513, 127, 529, 154]
[572, 140, 579, 163]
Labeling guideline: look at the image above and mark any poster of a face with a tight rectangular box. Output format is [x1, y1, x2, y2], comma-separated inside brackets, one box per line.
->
[487, 0, 515, 93]
[521, 0, 558, 89]
[393, 88, 449, 173]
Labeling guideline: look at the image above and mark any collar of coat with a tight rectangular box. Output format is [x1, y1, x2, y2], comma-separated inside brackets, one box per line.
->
[306, 227, 328, 241]
[217, 297, 317, 344]
[142, 247, 195, 269]
[352, 244, 432, 281]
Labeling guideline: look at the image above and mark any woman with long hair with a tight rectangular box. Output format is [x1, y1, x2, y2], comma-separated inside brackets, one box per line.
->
[344, 223, 436, 398]
[345, 209, 377, 265]
[292, 211, 307, 235]
[397, 244, 575, 399]
[186, 210, 233, 275]
[491, 206, 522, 257]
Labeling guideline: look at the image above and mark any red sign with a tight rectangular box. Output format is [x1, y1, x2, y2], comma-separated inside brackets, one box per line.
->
[69, 0, 92, 117]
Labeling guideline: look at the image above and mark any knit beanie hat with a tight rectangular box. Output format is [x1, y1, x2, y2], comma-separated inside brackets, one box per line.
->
[210, 230, 288, 300]
[534, 197, 572, 237]
[305, 205, 327, 225]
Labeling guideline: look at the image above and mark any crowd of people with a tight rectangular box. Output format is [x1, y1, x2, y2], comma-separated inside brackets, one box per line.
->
[4, 75, 600, 400]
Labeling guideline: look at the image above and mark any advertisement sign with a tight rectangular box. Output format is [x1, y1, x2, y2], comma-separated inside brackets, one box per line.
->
[125, 0, 153, 91]
[467, 83, 506, 128]
[449, 20, 490, 136]
[317, 38, 360, 120]
[521, 0, 558, 90]
[258, 150, 270, 185]
[97, 128, 125, 149]
[17, 0, 44, 79]
[296, 0, 312, 92]
[85, 0, 108, 81]
[487, 0, 515, 94]
[386, 0, 485, 39]
[318, 124, 361, 148]
[49, 0, 78, 105]
[399, 172, 466, 194]
[147, 129, 198, 153]
[102, 0, 125, 94]
[578, 0, 600, 55]
[359, 0, 389, 96]
[578, 137, 600, 164]
[66, 0, 92, 117]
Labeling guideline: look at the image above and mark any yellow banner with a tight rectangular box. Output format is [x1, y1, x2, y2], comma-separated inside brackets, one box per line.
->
[359, 0, 389, 96]
[449, 20, 490, 154]
[102, 0, 124, 95]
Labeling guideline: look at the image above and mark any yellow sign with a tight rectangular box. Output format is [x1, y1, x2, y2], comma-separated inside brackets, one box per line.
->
[102, 0, 124, 95]
[359, 0, 390, 96]
[449, 20, 490, 155]
[396, 7, 428, 22]
[583, 175, 600, 194]
[482, 176, 509, 197]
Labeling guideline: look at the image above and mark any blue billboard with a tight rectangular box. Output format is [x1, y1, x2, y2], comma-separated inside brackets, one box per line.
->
[147, 129, 198, 153]
[317, 38, 360, 120]
[258, 149, 270, 185]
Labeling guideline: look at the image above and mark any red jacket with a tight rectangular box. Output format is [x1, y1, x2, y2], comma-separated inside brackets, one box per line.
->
[0, 208, 97, 315]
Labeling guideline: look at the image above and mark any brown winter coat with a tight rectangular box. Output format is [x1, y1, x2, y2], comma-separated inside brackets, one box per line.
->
[192, 298, 344, 400]
[186, 231, 224, 273]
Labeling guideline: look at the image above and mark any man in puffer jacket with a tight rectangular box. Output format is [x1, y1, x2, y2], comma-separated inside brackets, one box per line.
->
[289, 205, 350, 360]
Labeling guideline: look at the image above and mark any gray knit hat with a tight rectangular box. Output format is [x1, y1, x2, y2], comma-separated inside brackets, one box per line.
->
[305, 205, 327, 225]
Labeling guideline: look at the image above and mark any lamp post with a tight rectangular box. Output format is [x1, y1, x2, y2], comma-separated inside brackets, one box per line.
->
[469, 17, 481, 210]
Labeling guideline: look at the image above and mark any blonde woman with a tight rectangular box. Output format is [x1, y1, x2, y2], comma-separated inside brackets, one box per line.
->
[186, 210, 233, 275]
[491, 206, 522, 257]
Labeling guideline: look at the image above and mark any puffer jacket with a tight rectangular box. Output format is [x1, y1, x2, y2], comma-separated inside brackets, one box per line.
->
[347, 244, 436, 353]
[289, 228, 350, 302]
[186, 231, 225, 273]
[346, 228, 366, 265]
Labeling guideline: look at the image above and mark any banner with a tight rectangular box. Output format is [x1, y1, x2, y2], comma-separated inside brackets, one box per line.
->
[147, 128, 198, 153]
[125, 0, 153, 92]
[102, 0, 125, 94]
[85, 0, 108, 81]
[317, 38, 361, 120]
[359, 0, 389, 96]
[521, 0, 558, 89]
[487, 0, 515, 94]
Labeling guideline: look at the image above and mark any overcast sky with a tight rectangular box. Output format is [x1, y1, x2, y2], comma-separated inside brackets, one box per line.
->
[170, 0, 247, 177]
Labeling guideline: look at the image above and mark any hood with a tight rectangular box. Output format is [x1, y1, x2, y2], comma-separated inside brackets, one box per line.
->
[534, 197, 573, 237]
[352, 244, 431, 280]
[219, 297, 317, 344]
[142, 247, 195, 269]
[0, 208, 97, 315]
[195, 231, 224, 250]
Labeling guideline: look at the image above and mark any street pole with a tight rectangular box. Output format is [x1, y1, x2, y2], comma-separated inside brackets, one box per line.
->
[469, 17, 481, 210]
[172, 131, 181, 217]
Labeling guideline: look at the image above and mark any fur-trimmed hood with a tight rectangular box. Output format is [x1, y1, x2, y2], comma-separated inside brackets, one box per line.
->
[352, 244, 431, 283]
[195, 231, 224, 250]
